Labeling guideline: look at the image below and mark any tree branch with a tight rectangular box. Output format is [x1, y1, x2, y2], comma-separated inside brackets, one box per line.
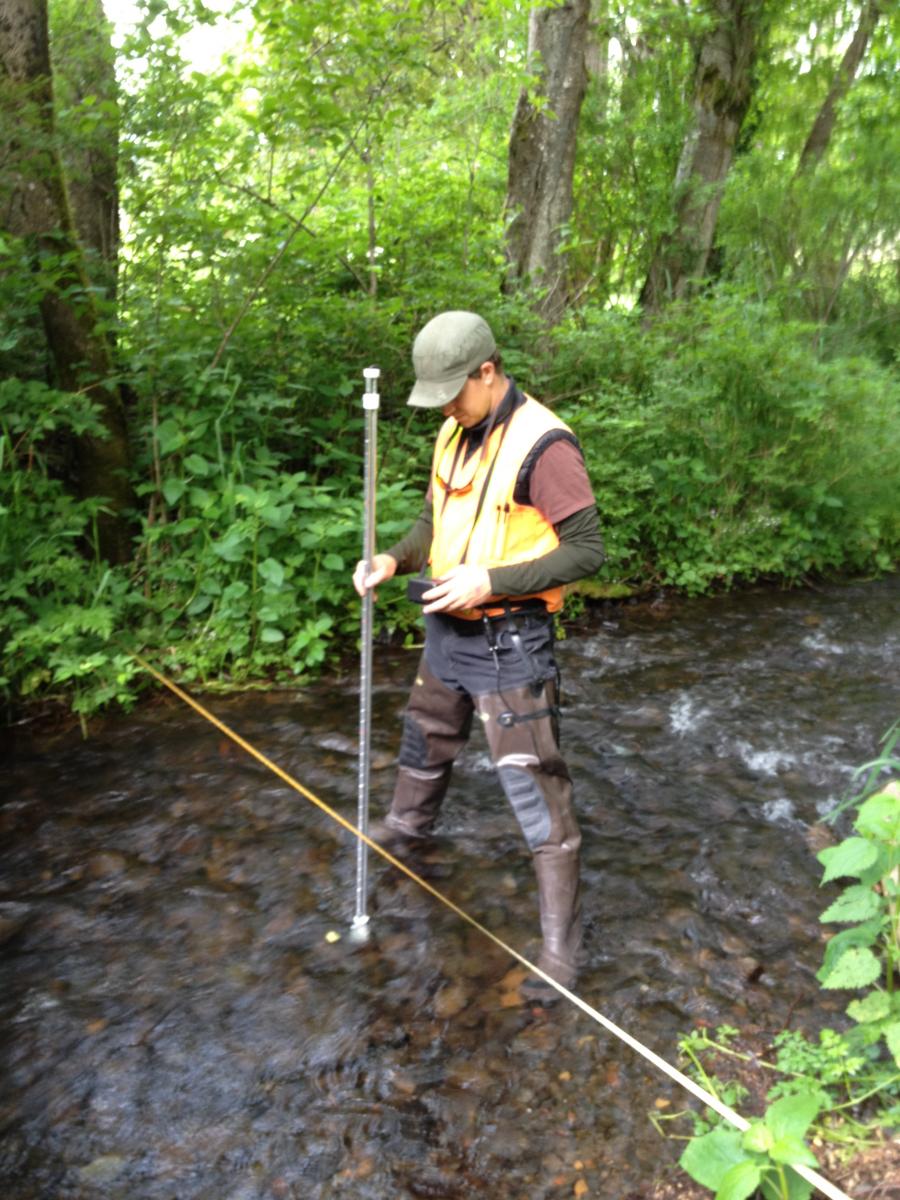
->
[208, 122, 365, 371]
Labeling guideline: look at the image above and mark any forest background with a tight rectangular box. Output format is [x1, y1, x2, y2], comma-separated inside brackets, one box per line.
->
[0, 0, 897, 728]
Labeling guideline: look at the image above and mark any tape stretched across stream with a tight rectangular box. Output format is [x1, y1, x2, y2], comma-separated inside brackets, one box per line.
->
[133, 654, 854, 1200]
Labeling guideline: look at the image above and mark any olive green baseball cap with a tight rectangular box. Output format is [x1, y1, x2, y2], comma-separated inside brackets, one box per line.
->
[408, 311, 496, 407]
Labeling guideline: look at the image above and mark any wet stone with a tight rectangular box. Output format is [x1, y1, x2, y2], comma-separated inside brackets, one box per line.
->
[86, 851, 129, 878]
[0, 902, 31, 943]
[433, 981, 470, 1020]
[77, 1154, 128, 1184]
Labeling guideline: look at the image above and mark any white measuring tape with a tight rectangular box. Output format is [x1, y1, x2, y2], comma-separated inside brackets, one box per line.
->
[133, 656, 854, 1200]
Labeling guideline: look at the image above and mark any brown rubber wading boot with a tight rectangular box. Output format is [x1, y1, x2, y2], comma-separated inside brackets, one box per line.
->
[372, 656, 474, 852]
[521, 843, 583, 1005]
[367, 766, 450, 852]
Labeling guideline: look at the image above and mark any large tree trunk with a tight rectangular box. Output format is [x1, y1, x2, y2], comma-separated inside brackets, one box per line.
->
[504, 0, 590, 324]
[0, 0, 132, 563]
[639, 0, 765, 312]
[794, 0, 882, 178]
[51, 0, 120, 301]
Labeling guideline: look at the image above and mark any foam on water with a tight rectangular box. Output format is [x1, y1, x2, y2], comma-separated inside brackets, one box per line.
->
[762, 797, 798, 825]
[670, 693, 711, 736]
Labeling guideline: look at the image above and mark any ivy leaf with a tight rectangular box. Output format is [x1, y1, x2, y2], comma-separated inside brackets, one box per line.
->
[819, 884, 881, 924]
[819, 946, 882, 990]
[679, 1128, 745, 1190]
[715, 1159, 763, 1200]
[817, 837, 878, 883]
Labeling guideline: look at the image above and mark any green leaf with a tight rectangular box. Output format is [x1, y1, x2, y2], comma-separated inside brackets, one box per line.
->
[155, 418, 185, 455]
[765, 1093, 820, 1142]
[260, 626, 284, 643]
[679, 1128, 745, 1190]
[212, 533, 248, 562]
[184, 453, 212, 476]
[741, 1121, 773, 1154]
[186, 593, 212, 616]
[761, 1168, 813, 1200]
[715, 1160, 763, 1200]
[884, 1021, 900, 1067]
[769, 1136, 819, 1168]
[819, 884, 881, 924]
[818, 837, 878, 883]
[855, 787, 900, 843]
[846, 990, 891, 1023]
[322, 552, 344, 571]
[817, 918, 883, 983]
[258, 558, 285, 587]
[820, 946, 882, 990]
[162, 477, 186, 506]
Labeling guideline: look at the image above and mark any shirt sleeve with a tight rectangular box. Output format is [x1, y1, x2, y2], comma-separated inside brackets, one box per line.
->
[526, 437, 597, 525]
[487, 504, 604, 597]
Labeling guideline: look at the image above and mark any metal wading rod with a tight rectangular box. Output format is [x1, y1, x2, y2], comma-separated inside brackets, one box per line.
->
[129, 654, 854, 1200]
[353, 366, 380, 935]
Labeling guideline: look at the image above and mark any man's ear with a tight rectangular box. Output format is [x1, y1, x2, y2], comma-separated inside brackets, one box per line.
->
[480, 360, 496, 385]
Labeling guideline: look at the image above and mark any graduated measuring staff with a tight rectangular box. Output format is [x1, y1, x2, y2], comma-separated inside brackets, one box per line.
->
[352, 310, 604, 1001]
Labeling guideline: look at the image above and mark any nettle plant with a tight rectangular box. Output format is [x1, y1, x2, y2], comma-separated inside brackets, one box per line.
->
[816, 778, 900, 1062]
[675, 749, 900, 1200]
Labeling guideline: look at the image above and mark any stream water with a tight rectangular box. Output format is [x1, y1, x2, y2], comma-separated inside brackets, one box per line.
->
[2, 577, 898, 1199]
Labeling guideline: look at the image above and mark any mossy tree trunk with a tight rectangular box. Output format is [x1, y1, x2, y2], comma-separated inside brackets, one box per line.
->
[504, 0, 590, 325]
[0, 0, 132, 563]
[639, 0, 766, 313]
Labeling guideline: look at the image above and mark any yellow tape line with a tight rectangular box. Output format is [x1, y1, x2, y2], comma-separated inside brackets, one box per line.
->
[132, 654, 853, 1200]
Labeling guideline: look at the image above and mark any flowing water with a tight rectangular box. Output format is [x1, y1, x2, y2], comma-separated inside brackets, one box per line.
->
[2, 577, 898, 1199]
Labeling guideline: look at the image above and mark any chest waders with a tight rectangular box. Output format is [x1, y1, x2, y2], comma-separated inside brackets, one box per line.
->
[376, 610, 582, 994]
[372, 405, 583, 993]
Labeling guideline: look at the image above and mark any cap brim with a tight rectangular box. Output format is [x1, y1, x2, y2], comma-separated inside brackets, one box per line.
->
[407, 371, 469, 408]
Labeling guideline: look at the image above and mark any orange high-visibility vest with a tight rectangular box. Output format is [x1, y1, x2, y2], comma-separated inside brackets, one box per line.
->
[429, 395, 571, 618]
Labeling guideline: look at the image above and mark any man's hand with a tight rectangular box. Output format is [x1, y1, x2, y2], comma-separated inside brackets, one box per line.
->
[353, 553, 397, 598]
[422, 564, 493, 613]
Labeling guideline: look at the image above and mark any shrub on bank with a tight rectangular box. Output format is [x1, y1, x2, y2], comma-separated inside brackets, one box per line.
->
[2, 291, 898, 724]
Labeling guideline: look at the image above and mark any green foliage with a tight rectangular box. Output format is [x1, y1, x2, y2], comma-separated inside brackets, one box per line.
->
[554, 294, 899, 594]
[2, 0, 899, 722]
[668, 741, 900, 1197]
[815, 778, 900, 1072]
[679, 1094, 821, 1200]
[0, 379, 143, 728]
[132, 361, 423, 685]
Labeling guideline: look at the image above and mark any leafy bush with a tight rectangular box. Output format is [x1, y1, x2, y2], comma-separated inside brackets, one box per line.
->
[0, 379, 143, 729]
[669, 735, 900, 1198]
[554, 293, 900, 593]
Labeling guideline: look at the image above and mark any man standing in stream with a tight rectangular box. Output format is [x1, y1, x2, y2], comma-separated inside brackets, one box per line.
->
[352, 311, 604, 1000]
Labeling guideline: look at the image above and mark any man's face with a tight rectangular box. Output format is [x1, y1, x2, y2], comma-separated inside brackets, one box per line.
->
[441, 363, 495, 427]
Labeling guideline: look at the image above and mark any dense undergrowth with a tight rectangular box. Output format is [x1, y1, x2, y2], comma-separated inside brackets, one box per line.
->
[660, 727, 900, 1199]
[1, 291, 898, 729]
